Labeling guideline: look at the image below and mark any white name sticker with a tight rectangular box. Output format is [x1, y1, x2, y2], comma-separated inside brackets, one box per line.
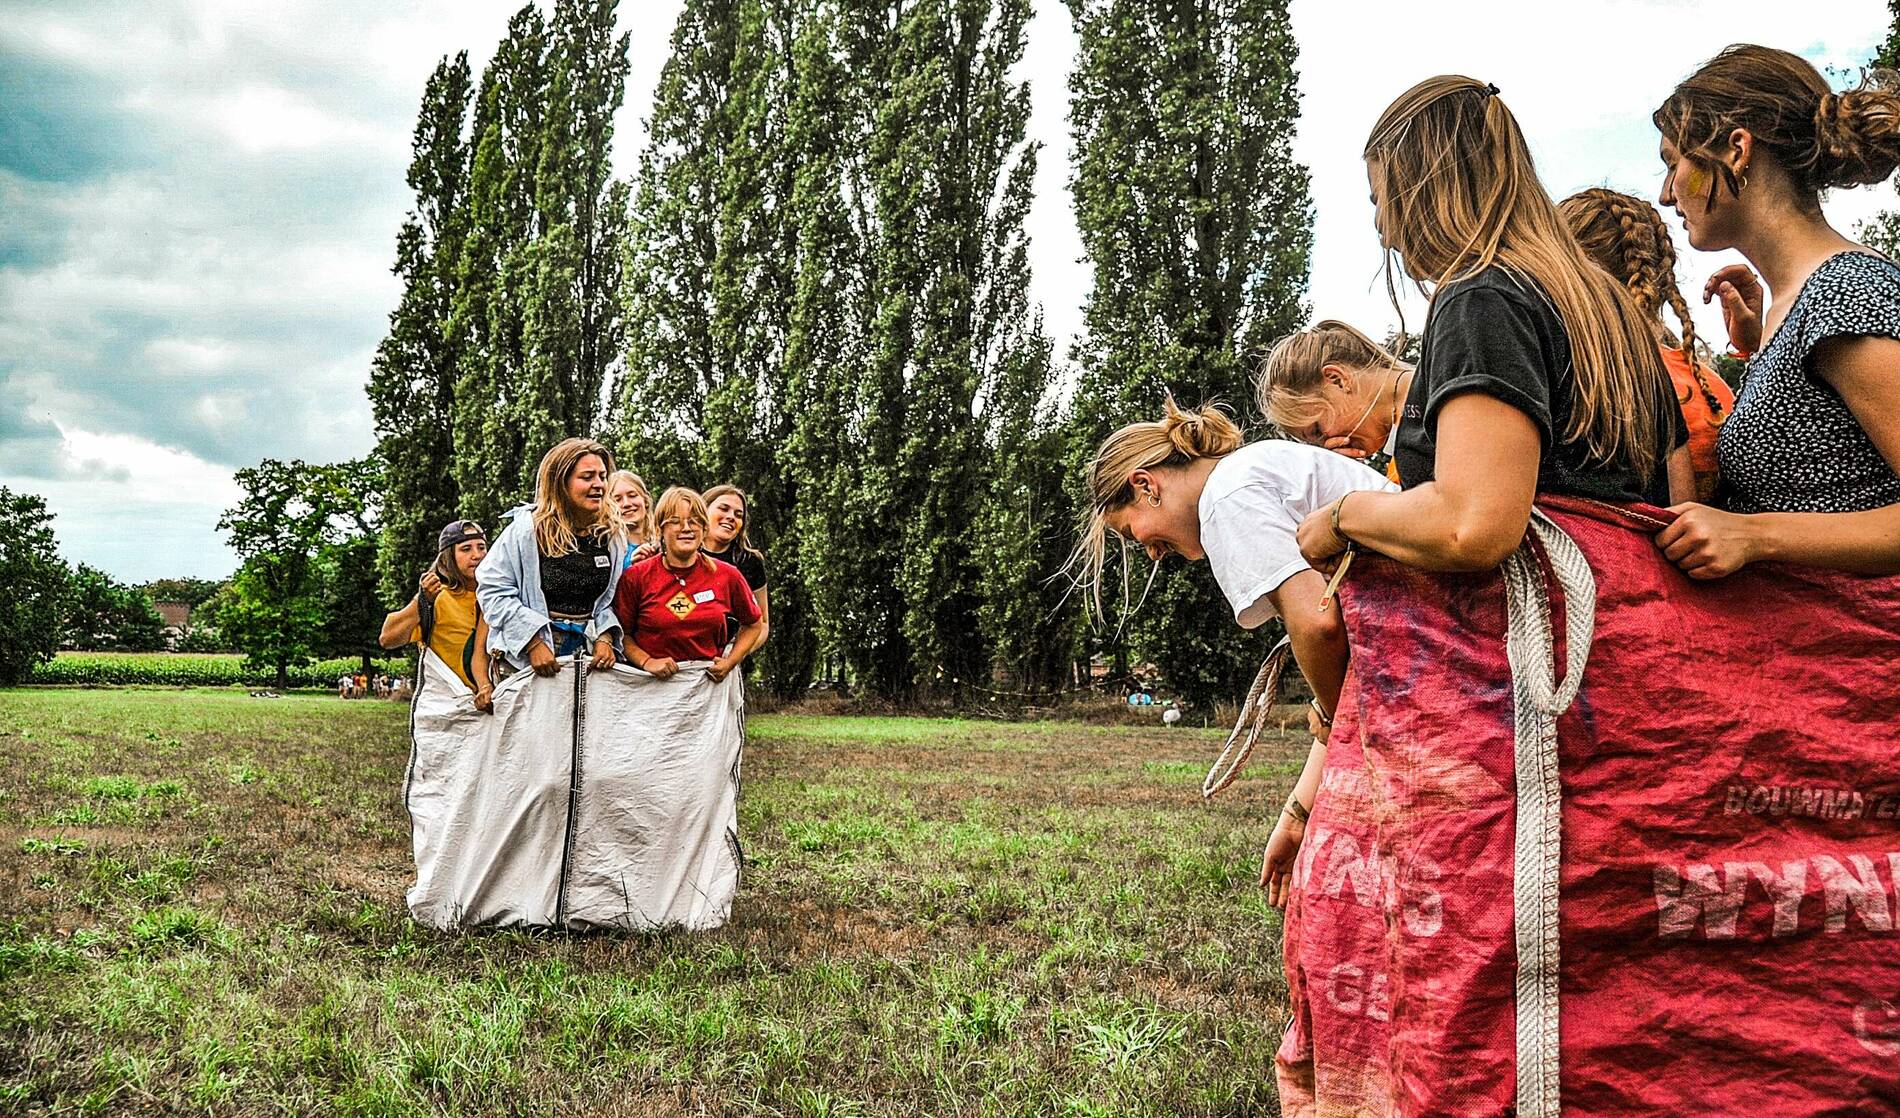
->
[692, 590, 716, 604]
[593, 554, 611, 567]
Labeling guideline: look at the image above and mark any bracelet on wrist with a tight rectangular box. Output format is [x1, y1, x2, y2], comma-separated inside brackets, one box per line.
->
[1330, 493, 1353, 549]
[1309, 697, 1333, 728]
[1284, 795, 1311, 825]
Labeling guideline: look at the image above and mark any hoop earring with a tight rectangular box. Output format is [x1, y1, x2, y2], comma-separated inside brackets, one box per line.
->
[1146, 494, 1161, 508]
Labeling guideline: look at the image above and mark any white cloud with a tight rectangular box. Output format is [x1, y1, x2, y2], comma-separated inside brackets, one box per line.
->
[0, 425, 243, 581]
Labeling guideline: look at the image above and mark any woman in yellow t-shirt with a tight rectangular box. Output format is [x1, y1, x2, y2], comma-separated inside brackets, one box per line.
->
[379, 520, 494, 711]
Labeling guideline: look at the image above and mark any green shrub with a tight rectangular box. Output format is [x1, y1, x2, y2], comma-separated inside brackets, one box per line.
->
[24, 653, 410, 689]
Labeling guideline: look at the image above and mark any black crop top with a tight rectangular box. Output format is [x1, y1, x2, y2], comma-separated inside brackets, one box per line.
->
[539, 534, 612, 616]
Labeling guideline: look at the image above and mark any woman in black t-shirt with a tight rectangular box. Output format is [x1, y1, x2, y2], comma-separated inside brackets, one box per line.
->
[700, 485, 770, 650]
[1296, 76, 1691, 573]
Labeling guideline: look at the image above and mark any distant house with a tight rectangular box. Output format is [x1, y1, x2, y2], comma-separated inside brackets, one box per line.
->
[154, 601, 191, 648]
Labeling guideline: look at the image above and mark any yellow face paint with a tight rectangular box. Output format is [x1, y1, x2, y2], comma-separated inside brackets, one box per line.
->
[1681, 164, 1709, 202]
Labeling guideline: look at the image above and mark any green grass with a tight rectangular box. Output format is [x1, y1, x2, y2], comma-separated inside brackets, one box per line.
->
[0, 687, 1300, 1115]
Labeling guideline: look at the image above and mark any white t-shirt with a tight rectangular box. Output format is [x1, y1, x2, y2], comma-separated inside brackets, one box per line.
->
[1198, 441, 1399, 629]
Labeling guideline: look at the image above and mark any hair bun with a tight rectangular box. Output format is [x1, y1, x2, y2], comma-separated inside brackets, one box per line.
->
[1812, 72, 1900, 189]
[1160, 396, 1243, 459]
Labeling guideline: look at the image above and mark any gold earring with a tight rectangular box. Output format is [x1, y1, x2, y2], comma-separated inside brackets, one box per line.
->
[1146, 493, 1161, 508]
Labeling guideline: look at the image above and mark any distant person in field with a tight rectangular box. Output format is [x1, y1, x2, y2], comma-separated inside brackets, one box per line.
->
[608, 469, 654, 577]
[477, 438, 625, 678]
[1067, 396, 1395, 906]
[380, 519, 496, 710]
[1560, 188, 1734, 502]
[1650, 44, 1900, 576]
[613, 487, 763, 683]
[699, 485, 770, 652]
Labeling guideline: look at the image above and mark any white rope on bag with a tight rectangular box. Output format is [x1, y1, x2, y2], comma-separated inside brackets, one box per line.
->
[1202, 636, 1292, 800]
[1504, 510, 1596, 1118]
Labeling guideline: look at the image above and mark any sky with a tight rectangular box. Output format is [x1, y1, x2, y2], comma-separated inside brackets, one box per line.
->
[0, 0, 1892, 583]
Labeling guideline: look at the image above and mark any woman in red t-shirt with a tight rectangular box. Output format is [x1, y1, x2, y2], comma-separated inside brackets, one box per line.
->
[613, 487, 763, 682]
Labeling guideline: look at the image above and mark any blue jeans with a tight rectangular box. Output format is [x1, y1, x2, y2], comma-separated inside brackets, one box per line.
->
[549, 621, 590, 658]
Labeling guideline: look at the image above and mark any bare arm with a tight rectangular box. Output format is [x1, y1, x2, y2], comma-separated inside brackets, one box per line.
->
[379, 597, 420, 649]
[710, 620, 764, 683]
[751, 587, 771, 649]
[1266, 569, 1347, 718]
[1256, 569, 1348, 907]
[1658, 335, 1900, 577]
[1299, 394, 1542, 572]
[1666, 444, 1695, 506]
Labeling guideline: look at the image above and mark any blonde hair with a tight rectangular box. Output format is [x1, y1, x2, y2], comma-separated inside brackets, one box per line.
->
[1256, 320, 1408, 435]
[652, 486, 716, 572]
[700, 484, 762, 560]
[1558, 187, 1728, 423]
[1366, 76, 1670, 480]
[607, 469, 653, 544]
[531, 438, 621, 557]
[1656, 45, 1900, 214]
[1066, 396, 1242, 616]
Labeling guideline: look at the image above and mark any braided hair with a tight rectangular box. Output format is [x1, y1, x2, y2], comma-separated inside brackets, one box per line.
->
[1559, 187, 1727, 425]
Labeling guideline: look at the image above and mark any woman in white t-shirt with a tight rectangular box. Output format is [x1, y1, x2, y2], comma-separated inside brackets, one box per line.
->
[1071, 397, 1395, 903]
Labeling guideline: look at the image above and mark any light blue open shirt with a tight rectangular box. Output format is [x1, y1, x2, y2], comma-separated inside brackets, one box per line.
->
[475, 504, 626, 666]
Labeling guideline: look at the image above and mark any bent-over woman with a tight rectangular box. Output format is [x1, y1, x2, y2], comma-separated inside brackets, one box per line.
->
[1068, 397, 1395, 904]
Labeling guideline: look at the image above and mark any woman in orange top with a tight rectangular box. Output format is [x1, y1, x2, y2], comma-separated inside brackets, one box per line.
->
[1561, 187, 1735, 502]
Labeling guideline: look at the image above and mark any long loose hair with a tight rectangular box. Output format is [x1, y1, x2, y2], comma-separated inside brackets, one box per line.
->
[700, 484, 762, 561]
[531, 438, 621, 557]
[1366, 76, 1670, 480]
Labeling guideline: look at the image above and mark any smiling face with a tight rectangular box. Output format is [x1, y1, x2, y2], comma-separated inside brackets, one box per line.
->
[566, 454, 608, 516]
[610, 477, 646, 528]
[453, 538, 488, 582]
[660, 511, 702, 559]
[1102, 470, 1205, 564]
[705, 493, 746, 549]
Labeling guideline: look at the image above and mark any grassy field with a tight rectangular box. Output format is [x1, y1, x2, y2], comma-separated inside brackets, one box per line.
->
[0, 688, 1303, 1116]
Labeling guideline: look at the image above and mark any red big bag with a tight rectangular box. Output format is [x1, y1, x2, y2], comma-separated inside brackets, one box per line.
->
[1275, 496, 1900, 1117]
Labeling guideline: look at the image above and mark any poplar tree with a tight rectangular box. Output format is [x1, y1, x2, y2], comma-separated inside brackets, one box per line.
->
[1064, 0, 1313, 709]
[617, 1, 820, 696]
[367, 52, 472, 602]
[450, 6, 549, 523]
[783, 3, 874, 684]
[451, 2, 628, 522]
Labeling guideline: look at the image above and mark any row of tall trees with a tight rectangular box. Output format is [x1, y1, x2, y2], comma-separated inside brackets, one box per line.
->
[356, 0, 1311, 708]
